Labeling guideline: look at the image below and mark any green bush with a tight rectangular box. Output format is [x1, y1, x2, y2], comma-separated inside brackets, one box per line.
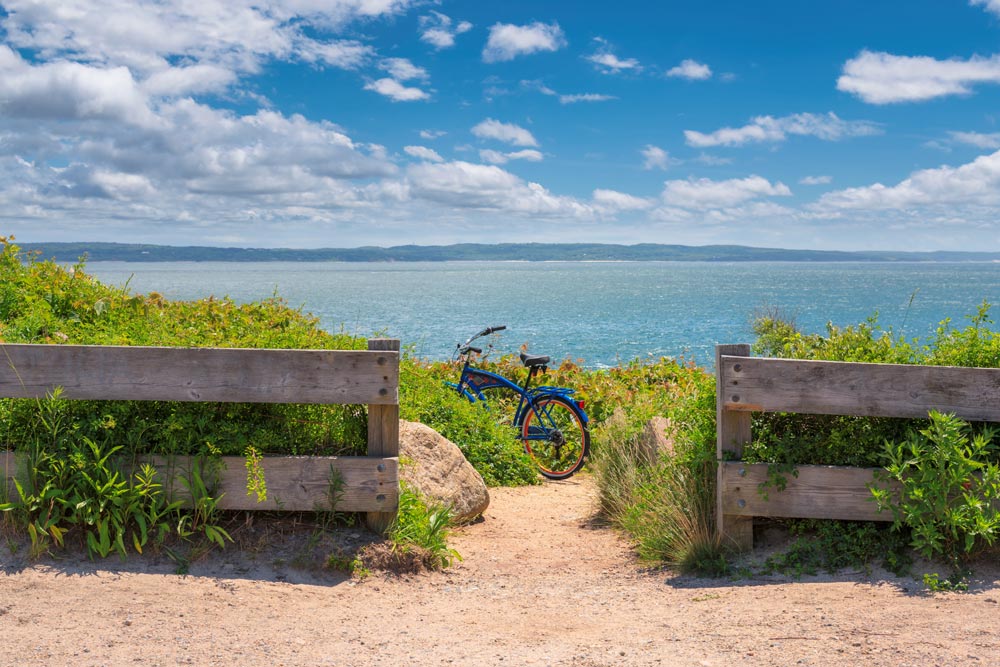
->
[749, 305, 1000, 580]
[0, 237, 368, 460]
[875, 411, 1000, 576]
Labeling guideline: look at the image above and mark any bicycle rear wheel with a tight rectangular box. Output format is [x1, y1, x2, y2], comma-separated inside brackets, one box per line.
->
[520, 395, 590, 480]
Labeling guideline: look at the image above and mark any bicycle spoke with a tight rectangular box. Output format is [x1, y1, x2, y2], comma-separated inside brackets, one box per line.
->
[521, 396, 589, 479]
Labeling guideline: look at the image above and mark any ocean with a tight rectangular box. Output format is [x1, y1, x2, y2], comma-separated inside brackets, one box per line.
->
[84, 261, 1000, 368]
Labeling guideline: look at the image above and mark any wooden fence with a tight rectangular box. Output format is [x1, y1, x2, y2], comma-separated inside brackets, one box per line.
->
[715, 343, 1000, 550]
[0, 339, 400, 532]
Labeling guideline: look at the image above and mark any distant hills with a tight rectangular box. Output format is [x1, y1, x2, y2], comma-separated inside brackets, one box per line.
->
[18, 241, 1000, 263]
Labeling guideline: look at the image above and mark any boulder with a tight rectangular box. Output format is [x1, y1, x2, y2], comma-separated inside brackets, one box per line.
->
[398, 420, 490, 524]
[638, 416, 674, 464]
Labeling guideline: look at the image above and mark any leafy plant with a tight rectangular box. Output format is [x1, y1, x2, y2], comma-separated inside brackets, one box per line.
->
[873, 411, 1000, 577]
[386, 484, 460, 570]
[760, 520, 910, 578]
[923, 571, 970, 592]
[325, 548, 370, 579]
[174, 456, 232, 549]
[5, 390, 181, 559]
[244, 446, 267, 503]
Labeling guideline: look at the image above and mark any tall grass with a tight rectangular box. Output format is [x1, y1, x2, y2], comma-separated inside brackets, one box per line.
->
[590, 362, 726, 574]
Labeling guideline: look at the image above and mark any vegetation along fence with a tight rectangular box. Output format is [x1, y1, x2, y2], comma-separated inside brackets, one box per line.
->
[0, 339, 400, 532]
[715, 343, 1000, 551]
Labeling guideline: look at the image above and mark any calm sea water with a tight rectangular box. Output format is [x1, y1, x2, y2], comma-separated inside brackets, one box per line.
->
[84, 261, 1000, 368]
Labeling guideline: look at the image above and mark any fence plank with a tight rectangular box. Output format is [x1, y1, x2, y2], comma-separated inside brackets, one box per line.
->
[719, 462, 899, 522]
[720, 354, 1000, 421]
[716, 344, 754, 550]
[0, 344, 398, 405]
[366, 338, 401, 534]
[1, 451, 398, 513]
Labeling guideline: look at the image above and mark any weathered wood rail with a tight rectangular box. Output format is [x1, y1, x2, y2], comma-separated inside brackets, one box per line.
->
[716, 343, 1000, 550]
[1, 340, 400, 531]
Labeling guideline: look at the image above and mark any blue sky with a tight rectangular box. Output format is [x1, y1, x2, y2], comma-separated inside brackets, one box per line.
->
[3, 1, 1000, 250]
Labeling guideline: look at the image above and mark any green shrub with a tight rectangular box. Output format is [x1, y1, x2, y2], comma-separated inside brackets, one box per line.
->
[0, 238, 368, 460]
[874, 411, 1000, 577]
[760, 520, 910, 577]
[750, 305, 1000, 580]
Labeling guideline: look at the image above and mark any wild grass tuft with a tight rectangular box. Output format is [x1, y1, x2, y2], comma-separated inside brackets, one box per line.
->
[590, 364, 727, 575]
[387, 484, 461, 569]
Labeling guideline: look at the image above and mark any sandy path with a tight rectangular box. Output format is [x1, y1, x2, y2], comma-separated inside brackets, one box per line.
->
[2, 475, 1000, 666]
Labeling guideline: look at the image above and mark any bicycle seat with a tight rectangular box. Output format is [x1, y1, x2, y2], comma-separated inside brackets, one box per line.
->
[520, 352, 550, 368]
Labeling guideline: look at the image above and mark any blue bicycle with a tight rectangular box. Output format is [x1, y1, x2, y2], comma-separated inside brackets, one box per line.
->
[449, 326, 591, 480]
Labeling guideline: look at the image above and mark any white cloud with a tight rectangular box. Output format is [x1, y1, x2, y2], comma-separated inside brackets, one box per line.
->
[160, 103, 396, 188]
[949, 131, 1000, 149]
[404, 145, 444, 162]
[419, 11, 472, 50]
[838, 50, 1000, 104]
[471, 119, 538, 147]
[419, 129, 447, 140]
[815, 150, 1000, 211]
[364, 77, 429, 102]
[298, 39, 374, 70]
[0, 0, 481, 244]
[140, 64, 238, 97]
[89, 170, 157, 200]
[482, 22, 566, 63]
[592, 189, 655, 212]
[526, 79, 615, 104]
[661, 175, 791, 209]
[559, 93, 616, 104]
[666, 59, 712, 80]
[0, 46, 159, 127]
[586, 52, 641, 74]
[479, 149, 543, 164]
[694, 153, 733, 166]
[0, 1, 404, 84]
[641, 145, 678, 170]
[406, 160, 591, 218]
[379, 57, 428, 81]
[800, 175, 833, 185]
[685, 112, 881, 147]
[971, 0, 1000, 17]
[13, 97, 392, 187]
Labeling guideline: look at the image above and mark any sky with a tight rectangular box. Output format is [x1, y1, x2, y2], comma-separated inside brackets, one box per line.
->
[3, 1, 1000, 251]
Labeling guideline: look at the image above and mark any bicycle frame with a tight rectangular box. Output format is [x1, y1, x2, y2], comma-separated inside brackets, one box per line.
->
[451, 359, 588, 428]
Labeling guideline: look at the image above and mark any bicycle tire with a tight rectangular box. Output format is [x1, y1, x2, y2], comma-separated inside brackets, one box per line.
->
[520, 394, 590, 480]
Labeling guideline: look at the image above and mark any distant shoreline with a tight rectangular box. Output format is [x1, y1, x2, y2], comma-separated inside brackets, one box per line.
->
[18, 241, 1000, 264]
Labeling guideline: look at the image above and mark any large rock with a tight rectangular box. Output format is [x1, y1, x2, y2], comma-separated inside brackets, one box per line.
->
[638, 416, 674, 464]
[398, 420, 489, 524]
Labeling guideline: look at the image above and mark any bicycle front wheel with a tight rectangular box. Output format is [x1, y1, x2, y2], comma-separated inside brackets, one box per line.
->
[520, 395, 590, 480]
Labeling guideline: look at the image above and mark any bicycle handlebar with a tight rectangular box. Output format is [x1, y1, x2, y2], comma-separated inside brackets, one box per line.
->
[456, 325, 507, 357]
[473, 325, 506, 339]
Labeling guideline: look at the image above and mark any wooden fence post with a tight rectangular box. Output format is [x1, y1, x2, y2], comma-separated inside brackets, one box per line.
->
[366, 338, 400, 534]
[716, 343, 753, 551]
